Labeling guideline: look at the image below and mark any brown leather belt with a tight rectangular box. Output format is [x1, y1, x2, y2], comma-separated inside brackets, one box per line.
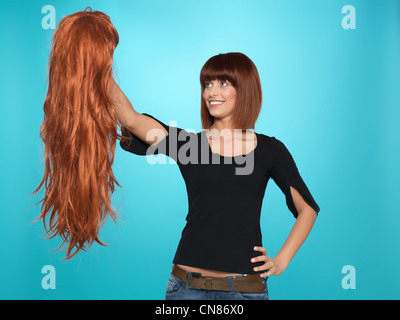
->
[171, 265, 266, 293]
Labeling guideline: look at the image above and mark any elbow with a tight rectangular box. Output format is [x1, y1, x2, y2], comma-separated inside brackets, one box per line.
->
[297, 206, 318, 221]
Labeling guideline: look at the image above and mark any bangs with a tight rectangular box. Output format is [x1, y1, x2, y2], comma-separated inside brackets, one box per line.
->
[200, 54, 238, 88]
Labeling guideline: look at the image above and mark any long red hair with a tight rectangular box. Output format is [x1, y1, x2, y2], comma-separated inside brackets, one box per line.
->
[32, 8, 124, 259]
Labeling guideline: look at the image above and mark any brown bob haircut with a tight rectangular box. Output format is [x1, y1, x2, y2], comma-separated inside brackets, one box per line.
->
[200, 52, 262, 130]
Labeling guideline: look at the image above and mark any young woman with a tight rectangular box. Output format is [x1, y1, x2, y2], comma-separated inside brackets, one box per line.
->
[114, 52, 321, 300]
[37, 7, 319, 300]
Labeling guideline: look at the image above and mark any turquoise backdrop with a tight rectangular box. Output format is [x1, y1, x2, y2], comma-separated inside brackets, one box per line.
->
[0, 0, 399, 300]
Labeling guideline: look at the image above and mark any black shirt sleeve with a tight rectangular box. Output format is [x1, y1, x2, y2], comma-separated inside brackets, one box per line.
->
[119, 113, 187, 163]
[270, 137, 320, 218]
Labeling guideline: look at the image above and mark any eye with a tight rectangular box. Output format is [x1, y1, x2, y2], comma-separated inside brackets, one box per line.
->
[220, 81, 229, 87]
[204, 81, 212, 88]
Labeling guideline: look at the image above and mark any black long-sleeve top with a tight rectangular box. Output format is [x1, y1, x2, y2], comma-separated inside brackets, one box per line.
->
[120, 113, 320, 274]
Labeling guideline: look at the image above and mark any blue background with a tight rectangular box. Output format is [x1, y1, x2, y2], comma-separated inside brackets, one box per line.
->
[1, 0, 399, 300]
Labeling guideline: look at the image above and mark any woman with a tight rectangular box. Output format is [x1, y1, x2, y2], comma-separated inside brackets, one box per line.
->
[114, 52, 320, 300]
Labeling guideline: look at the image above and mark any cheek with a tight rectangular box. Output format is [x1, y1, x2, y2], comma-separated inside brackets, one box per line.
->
[202, 90, 208, 102]
[225, 88, 237, 103]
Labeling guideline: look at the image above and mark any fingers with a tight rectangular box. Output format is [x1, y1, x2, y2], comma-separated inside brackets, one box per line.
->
[253, 260, 273, 272]
[252, 246, 270, 259]
[251, 246, 277, 277]
[260, 269, 273, 278]
[255, 260, 274, 278]
[251, 254, 270, 263]
[250, 246, 285, 277]
[253, 246, 267, 255]
[251, 246, 270, 274]
[251, 246, 270, 262]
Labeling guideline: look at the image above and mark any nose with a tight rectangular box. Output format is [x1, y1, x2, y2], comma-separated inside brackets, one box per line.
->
[208, 84, 219, 97]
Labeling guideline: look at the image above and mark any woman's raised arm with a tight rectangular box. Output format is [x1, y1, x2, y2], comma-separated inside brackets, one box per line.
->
[110, 78, 168, 146]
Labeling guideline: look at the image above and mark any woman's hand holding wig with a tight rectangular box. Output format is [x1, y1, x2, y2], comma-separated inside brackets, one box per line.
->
[32, 7, 124, 259]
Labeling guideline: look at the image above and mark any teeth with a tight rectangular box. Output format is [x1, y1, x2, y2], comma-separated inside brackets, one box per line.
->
[210, 101, 224, 105]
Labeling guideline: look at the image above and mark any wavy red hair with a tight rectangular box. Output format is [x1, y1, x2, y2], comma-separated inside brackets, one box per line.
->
[32, 8, 125, 259]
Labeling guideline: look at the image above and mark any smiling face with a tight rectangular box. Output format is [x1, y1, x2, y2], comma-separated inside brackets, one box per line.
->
[203, 79, 237, 120]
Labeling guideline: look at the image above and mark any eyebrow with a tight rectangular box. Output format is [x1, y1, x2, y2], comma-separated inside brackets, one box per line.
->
[204, 79, 230, 84]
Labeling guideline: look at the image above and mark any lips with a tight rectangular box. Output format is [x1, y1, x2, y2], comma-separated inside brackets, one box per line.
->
[209, 100, 225, 107]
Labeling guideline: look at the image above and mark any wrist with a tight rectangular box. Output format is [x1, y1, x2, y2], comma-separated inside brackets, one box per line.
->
[273, 254, 290, 271]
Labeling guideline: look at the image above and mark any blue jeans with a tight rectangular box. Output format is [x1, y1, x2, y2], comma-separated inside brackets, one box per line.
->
[165, 273, 269, 300]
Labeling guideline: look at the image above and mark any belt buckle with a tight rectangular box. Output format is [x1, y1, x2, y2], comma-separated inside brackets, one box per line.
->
[187, 272, 202, 290]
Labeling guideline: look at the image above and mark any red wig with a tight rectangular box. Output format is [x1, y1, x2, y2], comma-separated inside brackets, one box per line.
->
[32, 8, 124, 259]
[200, 52, 262, 130]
